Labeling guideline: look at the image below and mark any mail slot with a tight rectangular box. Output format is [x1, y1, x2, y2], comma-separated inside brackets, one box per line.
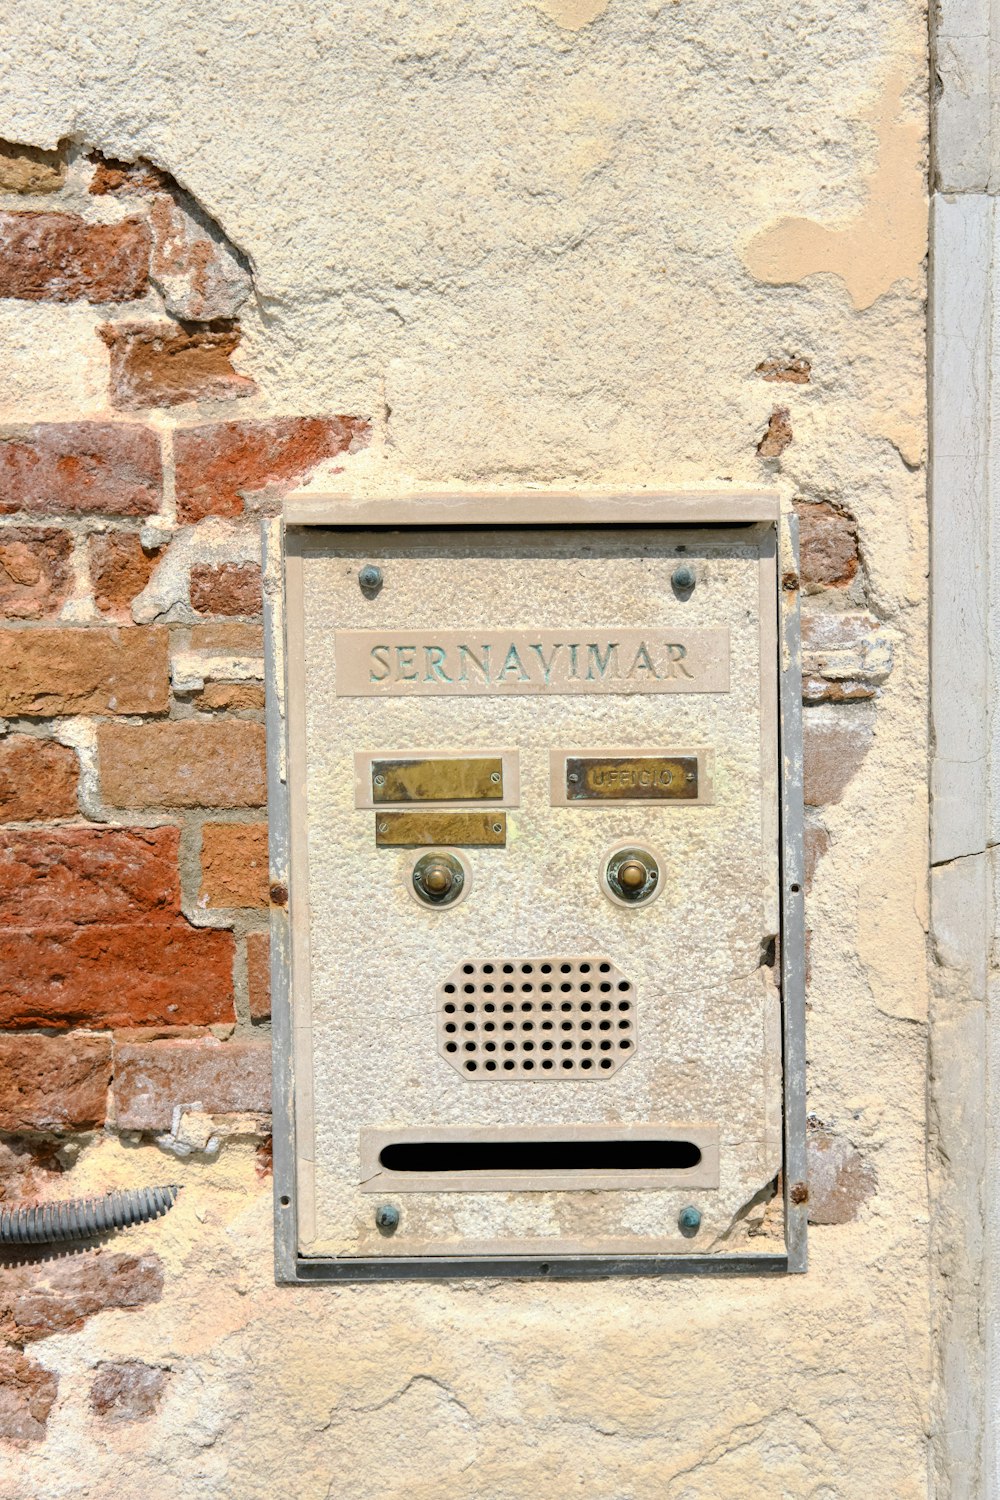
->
[266, 492, 806, 1281]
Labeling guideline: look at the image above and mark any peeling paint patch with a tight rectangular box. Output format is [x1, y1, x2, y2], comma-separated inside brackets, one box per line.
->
[743, 70, 926, 310]
[531, 0, 610, 30]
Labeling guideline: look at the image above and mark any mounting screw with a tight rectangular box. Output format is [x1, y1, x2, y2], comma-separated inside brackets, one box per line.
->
[359, 564, 383, 594]
[490, 771, 501, 784]
[678, 1205, 702, 1235]
[375, 1204, 399, 1233]
[672, 563, 696, 593]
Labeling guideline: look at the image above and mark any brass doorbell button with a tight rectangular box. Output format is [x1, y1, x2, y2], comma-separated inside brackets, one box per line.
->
[411, 850, 466, 907]
[604, 846, 660, 905]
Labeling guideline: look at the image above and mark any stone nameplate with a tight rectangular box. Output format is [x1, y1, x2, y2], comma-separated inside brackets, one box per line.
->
[335, 629, 730, 697]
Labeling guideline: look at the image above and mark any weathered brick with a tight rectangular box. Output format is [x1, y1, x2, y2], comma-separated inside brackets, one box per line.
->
[113, 1038, 271, 1129]
[200, 823, 268, 909]
[194, 682, 266, 711]
[89, 532, 161, 616]
[794, 500, 859, 588]
[0, 827, 181, 926]
[757, 405, 793, 457]
[806, 1121, 877, 1224]
[803, 817, 829, 893]
[90, 1360, 167, 1421]
[0, 210, 150, 303]
[0, 626, 169, 717]
[188, 623, 263, 653]
[0, 422, 162, 517]
[756, 355, 811, 384]
[1, 1251, 163, 1345]
[0, 1350, 57, 1441]
[246, 931, 270, 1022]
[148, 194, 252, 321]
[0, 139, 67, 195]
[0, 924, 235, 1029]
[0, 735, 78, 821]
[190, 561, 262, 616]
[174, 417, 369, 523]
[0, 1033, 111, 1132]
[100, 323, 255, 410]
[801, 611, 893, 703]
[0, 527, 72, 619]
[803, 708, 874, 807]
[89, 153, 168, 197]
[98, 720, 266, 808]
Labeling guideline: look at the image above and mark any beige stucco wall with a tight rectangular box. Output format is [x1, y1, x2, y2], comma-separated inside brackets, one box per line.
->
[0, 1, 931, 1495]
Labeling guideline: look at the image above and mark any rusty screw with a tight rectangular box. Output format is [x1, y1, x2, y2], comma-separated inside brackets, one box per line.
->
[375, 1204, 399, 1233]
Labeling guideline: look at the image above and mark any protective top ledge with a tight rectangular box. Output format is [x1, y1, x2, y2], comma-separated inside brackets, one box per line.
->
[282, 490, 781, 528]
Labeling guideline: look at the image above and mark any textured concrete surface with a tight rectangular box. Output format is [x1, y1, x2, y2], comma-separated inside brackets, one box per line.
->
[0, 0, 929, 1494]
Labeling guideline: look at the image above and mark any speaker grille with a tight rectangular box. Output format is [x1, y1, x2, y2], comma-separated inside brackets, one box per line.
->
[437, 956, 636, 1080]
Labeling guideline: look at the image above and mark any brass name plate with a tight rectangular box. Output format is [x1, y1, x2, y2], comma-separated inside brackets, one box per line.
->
[375, 812, 506, 847]
[565, 756, 698, 800]
[335, 629, 730, 696]
[372, 756, 503, 803]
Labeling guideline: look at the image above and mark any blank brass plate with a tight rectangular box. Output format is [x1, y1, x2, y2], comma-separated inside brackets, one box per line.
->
[376, 812, 507, 847]
[565, 755, 698, 801]
[372, 756, 503, 803]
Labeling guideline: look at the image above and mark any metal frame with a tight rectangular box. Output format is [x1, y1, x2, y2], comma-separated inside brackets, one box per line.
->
[264, 494, 806, 1282]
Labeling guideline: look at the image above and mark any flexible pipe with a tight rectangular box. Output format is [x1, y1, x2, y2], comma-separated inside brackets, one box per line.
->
[0, 1185, 181, 1245]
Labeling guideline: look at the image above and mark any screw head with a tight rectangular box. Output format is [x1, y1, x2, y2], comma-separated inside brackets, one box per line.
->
[359, 564, 383, 593]
[375, 1204, 399, 1233]
[678, 1205, 702, 1235]
[672, 563, 696, 592]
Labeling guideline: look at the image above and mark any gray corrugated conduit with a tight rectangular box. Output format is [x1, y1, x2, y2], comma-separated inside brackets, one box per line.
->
[0, 1185, 181, 1245]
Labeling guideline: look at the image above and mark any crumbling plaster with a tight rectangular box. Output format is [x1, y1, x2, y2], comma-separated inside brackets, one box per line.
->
[0, 0, 933, 1495]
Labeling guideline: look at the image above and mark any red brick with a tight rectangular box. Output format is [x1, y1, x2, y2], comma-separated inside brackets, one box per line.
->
[0, 210, 150, 303]
[0, 924, 235, 1029]
[0, 827, 181, 926]
[0, 528, 72, 619]
[0, 139, 67, 195]
[100, 322, 255, 410]
[174, 417, 369, 523]
[0, 422, 162, 517]
[794, 501, 859, 588]
[147, 194, 252, 321]
[757, 405, 793, 457]
[0, 1033, 111, 1132]
[90, 1361, 167, 1420]
[0, 626, 169, 718]
[113, 1038, 271, 1129]
[0, 1350, 57, 1441]
[190, 561, 262, 616]
[200, 823, 268, 908]
[246, 932, 270, 1021]
[0, 736, 78, 821]
[1, 1251, 164, 1345]
[98, 720, 266, 808]
[89, 531, 161, 616]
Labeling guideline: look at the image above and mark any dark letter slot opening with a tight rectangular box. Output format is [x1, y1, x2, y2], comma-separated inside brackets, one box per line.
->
[378, 1138, 702, 1175]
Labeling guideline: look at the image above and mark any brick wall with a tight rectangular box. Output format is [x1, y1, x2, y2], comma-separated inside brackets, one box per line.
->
[0, 139, 368, 1167]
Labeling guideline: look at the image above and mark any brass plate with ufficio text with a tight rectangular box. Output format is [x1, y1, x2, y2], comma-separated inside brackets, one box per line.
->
[372, 757, 503, 803]
[376, 812, 507, 847]
[565, 756, 699, 801]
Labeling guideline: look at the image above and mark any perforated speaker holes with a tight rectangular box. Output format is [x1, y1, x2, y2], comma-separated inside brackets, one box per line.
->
[437, 956, 636, 1081]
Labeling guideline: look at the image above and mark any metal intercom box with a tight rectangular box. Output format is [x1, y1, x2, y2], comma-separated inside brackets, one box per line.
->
[266, 493, 806, 1281]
